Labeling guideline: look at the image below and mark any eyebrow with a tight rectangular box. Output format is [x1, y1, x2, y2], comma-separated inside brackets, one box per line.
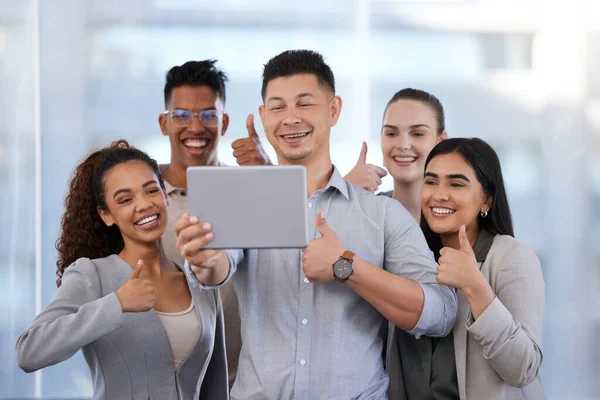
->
[383, 124, 430, 130]
[424, 172, 471, 182]
[267, 93, 315, 103]
[112, 180, 158, 199]
[172, 107, 216, 112]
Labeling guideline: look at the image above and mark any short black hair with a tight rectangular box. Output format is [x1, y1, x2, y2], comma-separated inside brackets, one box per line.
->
[386, 88, 445, 134]
[261, 50, 335, 99]
[164, 60, 228, 106]
[420, 138, 514, 259]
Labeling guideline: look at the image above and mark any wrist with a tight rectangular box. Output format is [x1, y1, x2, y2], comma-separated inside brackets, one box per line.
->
[462, 273, 493, 300]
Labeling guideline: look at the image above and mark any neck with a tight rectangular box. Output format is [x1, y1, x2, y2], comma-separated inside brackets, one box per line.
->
[440, 225, 480, 251]
[392, 179, 423, 223]
[162, 156, 220, 190]
[119, 239, 173, 275]
[278, 153, 333, 198]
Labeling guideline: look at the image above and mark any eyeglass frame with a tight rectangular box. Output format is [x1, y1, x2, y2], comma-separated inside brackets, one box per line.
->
[162, 108, 224, 128]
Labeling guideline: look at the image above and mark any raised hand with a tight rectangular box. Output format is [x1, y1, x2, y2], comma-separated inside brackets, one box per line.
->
[343, 141, 388, 192]
[302, 211, 346, 284]
[116, 259, 155, 312]
[231, 114, 272, 166]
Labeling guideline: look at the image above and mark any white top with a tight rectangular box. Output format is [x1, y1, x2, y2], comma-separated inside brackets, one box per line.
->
[156, 302, 201, 369]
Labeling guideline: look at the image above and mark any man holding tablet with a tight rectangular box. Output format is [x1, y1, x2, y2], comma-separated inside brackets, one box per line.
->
[175, 50, 458, 400]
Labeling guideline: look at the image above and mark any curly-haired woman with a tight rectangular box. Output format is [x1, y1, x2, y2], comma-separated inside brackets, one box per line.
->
[16, 140, 228, 400]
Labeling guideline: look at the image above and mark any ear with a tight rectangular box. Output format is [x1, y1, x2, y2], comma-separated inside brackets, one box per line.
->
[159, 113, 169, 137]
[220, 113, 230, 136]
[97, 206, 115, 227]
[482, 194, 492, 213]
[438, 130, 448, 143]
[329, 96, 343, 127]
[162, 189, 170, 207]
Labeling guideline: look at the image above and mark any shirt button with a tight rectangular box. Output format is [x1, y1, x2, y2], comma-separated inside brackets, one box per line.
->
[308, 202, 313, 208]
[302, 319, 308, 325]
[304, 277, 310, 284]
[300, 359, 306, 366]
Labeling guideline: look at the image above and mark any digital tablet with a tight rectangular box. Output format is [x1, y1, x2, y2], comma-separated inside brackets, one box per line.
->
[186, 165, 309, 249]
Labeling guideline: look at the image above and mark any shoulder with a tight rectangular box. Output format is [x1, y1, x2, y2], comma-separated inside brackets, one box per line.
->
[63, 254, 123, 281]
[487, 235, 542, 278]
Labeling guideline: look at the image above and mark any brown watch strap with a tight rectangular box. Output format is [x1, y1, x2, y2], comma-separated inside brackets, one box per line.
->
[341, 250, 355, 261]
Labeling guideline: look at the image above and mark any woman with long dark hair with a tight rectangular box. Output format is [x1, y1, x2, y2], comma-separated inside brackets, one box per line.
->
[420, 137, 546, 399]
[16, 140, 228, 399]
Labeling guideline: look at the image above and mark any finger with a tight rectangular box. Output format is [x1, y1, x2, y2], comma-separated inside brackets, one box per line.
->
[356, 141, 367, 165]
[129, 259, 143, 279]
[232, 146, 252, 158]
[174, 213, 196, 236]
[459, 225, 474, 254]
[374, 166, 388, 178]
[181, 234, 217, 257]
[246, 114, 259, 139]
[235, 155, 260, 166]
[315, 210, 333, 237]
[176, 222, 213, 250]
[374, 174, 383, 187]
[231, 138, 251, 150]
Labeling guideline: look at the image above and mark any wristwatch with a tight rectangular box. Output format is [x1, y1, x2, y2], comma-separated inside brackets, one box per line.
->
[333, 250, 355, 281]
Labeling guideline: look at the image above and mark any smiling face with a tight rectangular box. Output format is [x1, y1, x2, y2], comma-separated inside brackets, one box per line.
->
[259, 73, 341, 165]
[159, 85, 229, 168]
[381, 99, 446, 185]
[97, 160, 168, 247]
[421, 152, 491, 239]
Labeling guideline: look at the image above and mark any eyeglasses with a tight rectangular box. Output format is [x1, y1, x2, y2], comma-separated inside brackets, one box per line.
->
[163, 108, 221, 128]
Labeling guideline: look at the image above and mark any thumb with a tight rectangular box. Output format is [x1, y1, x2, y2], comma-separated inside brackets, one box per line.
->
[459, 225, 474, 254]
[246, 114, 259, 139]
[130, 259, 143, 279]
[315, 210, 332, 236]
[356, 141, 367, 165]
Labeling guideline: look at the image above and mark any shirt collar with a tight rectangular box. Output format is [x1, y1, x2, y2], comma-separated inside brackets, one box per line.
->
[472, 228, 496, 262]
[325, 165, 349, 200]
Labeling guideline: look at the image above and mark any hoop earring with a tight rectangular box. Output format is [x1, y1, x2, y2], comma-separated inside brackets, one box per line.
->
[480, 210, 488, 218]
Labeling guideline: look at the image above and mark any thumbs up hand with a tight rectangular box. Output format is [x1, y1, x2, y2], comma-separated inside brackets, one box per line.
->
[231, 114, 272, 166]
[344, 142, 388, 192]
[436, 225, 482, 290]
[302, 211, 346, 284]
[116, 259, 155, 313]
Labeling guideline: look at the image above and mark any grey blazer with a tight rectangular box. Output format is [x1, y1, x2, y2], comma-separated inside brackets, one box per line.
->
[16, 255, 229, 400]
[387, 234, 546, 400]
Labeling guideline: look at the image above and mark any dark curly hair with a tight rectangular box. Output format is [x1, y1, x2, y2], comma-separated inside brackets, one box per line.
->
[55, 139, 165, 287]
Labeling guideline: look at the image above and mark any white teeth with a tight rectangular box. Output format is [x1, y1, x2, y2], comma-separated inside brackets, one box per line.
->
[184, 139, 208, 148]
[282, 133, 308, 139]
[394, 156, 416, 162]
[136, 215, 158, 225]
[432, 207, 455, 215]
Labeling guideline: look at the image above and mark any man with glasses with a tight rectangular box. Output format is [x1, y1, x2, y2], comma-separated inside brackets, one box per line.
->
[158, 60, 266, 389]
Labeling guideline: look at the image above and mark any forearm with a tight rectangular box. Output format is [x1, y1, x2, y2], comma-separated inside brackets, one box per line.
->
[16, 293, 125, 372]
[346, 257, 424, 331]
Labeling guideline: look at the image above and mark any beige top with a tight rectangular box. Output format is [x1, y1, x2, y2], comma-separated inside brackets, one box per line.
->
[156, 302, 201, 370]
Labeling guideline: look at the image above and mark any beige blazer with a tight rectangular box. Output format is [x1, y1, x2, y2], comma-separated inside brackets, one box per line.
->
[388, 234, 546, 400]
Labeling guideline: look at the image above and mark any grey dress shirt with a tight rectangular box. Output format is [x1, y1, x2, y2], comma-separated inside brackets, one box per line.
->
[187, 166, 458, 400]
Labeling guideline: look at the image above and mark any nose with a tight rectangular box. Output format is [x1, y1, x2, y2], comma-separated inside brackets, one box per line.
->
[136, 196, 153, 213]
[432, 185, 450, 202]
[282, 110, 302, 127]
[187, 114, 206, 134]
[396, 133, 412, 150]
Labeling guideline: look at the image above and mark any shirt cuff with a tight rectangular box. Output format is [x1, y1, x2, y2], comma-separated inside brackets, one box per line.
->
[408, 283, 444, 338]
[183, 249, 240, 290]
[465, 296, 513, 341]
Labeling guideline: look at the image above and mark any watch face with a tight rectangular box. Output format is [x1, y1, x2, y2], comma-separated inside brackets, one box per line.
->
[334, 258, 353, 280]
